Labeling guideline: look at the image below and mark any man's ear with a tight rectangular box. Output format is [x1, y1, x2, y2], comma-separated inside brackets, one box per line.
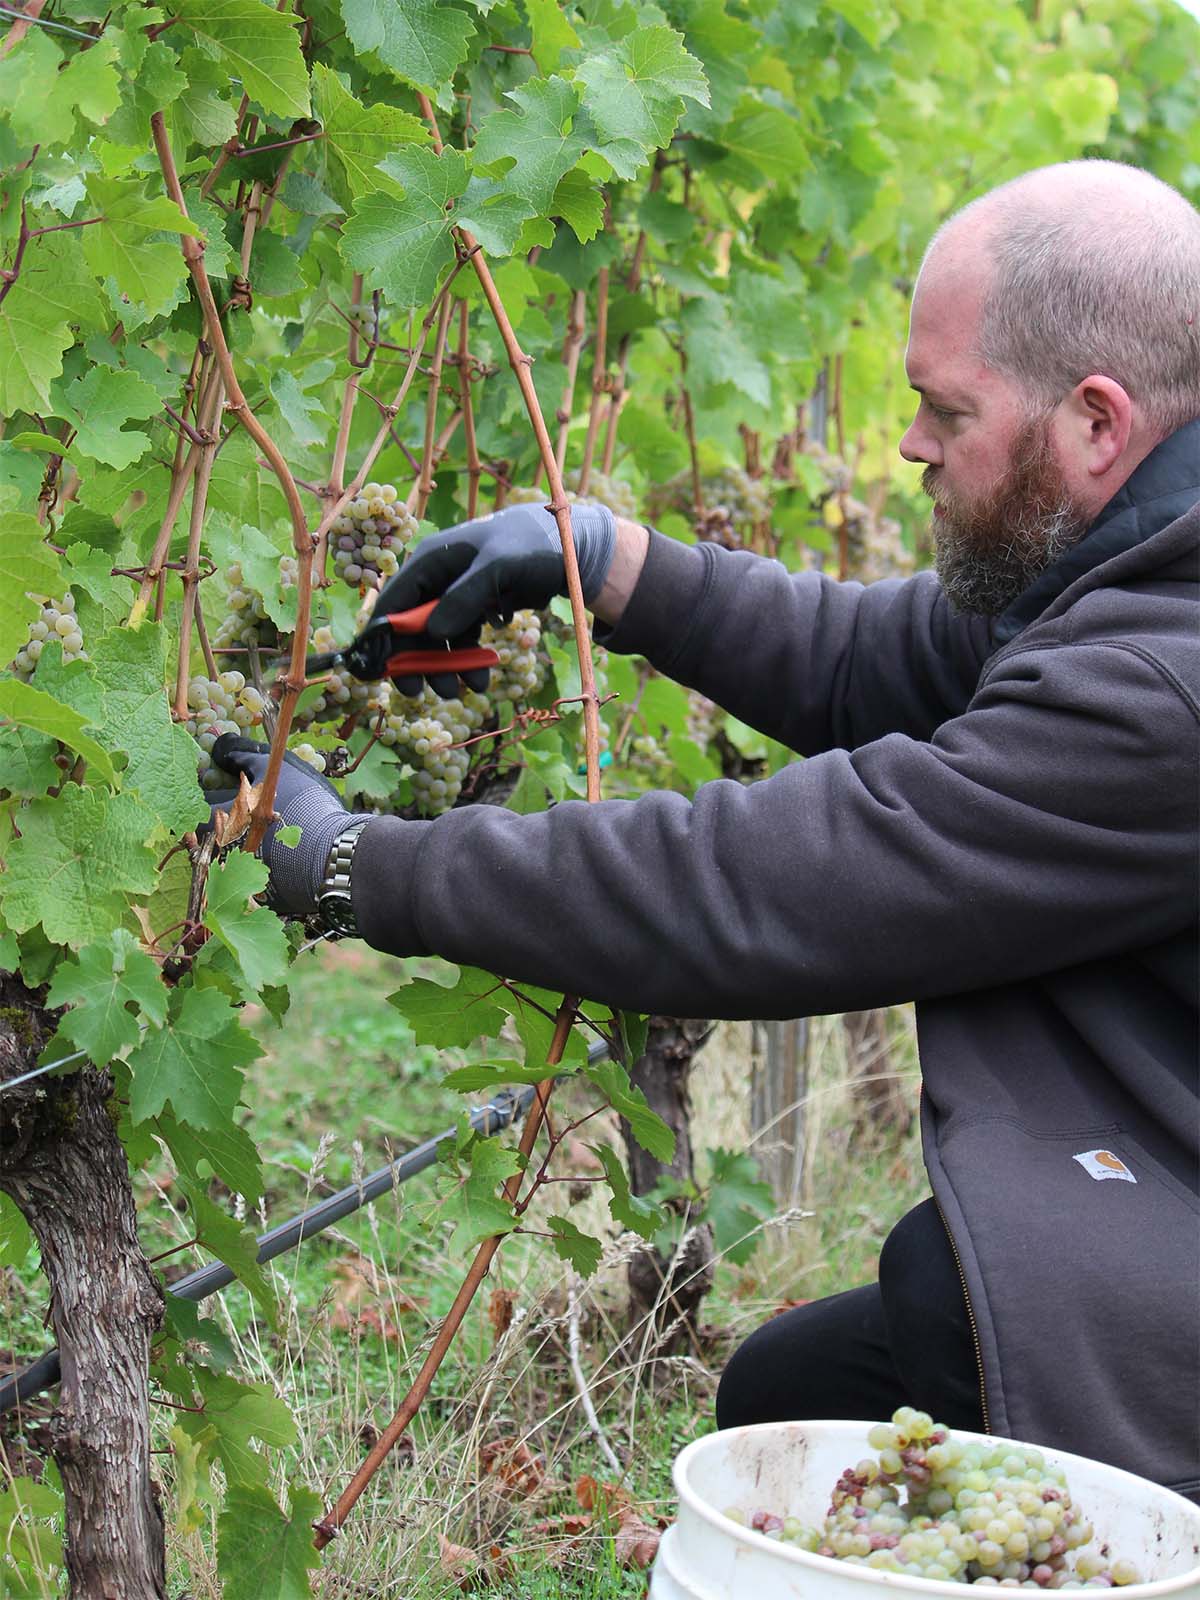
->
[1056, 374, 1134, 478]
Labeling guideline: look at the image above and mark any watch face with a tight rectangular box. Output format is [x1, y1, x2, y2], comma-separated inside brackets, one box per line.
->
[319, 891, 356, 934]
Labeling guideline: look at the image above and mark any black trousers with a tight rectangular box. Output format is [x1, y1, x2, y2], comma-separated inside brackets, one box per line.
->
[716, 1199, 985, 1432]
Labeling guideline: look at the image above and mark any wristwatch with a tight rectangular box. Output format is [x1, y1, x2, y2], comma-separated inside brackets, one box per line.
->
[315, 821, 368, 936]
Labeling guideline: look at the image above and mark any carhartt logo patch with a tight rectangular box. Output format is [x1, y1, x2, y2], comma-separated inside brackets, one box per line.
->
[1073, 1149, 1136, 1183]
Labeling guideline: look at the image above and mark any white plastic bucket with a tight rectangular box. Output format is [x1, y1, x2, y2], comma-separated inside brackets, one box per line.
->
[649, 1421, 1200, 1600]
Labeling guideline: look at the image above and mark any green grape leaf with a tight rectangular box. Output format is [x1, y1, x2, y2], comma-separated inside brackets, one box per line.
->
[550, 167, 606, 244]
[701, 1146, 774, 1266]
[438, 1136, 521, 1254]
[546, 1214, 602, 1276]
[471, 77, 587, 216]
[339, 0, 475, 93]
[156, 1108, 264, 1204]
[217, 1481, 322, 1600]
[56, 367, 162, 470]
[456, 179, 539, 257]
[0, 678, 117, 785]
[523, 0, 580, 73]
[269, 369, 327, 449]
[46, 928, 167, 1065]
[87, 624, 208, 834]
[202, 851, 290, 998]
[0, 724, 58, 796]
[1046, 70, 1120, 145]
[187, 194, 237, 283]
[0, 1193, 34, 1269]
[0, 231, 106, 414]
[82, 180, 201, 318]
[0, 787, 157, 948]
[174, 0, 311, 119]
[440, 1059, 540, 1091]
[126, 984, 261, 1131]
[179, 1182, 277, 1327]
[715, 99, 809, 184]
[189, 1367, 296, 1485]
[172, 47, 241, 148]
[0, 516, 62, 668]
[592, 1142, 662, 1239]
[342, 146, 468, 309]
[389, 962, 507, 1048]
[577, 27, 709, 179]
[584, 1056, 675, 1162]
[310, 62, 429, 205]
[0, 29, 118, 146]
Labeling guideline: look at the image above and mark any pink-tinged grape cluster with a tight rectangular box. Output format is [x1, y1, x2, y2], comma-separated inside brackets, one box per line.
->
[724, 1407, 1141, 1589]
[331, 483, 415, 589]
[378, 687, 489, 814]
[649, 466, 773, 546]
[507, 472, 641, 523]
[185, 671, 266, 788]
[479, 609, 544, 703]
[11, 593, 85, 679]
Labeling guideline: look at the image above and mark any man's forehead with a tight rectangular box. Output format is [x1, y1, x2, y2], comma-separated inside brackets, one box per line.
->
[906, 242, 990, 385]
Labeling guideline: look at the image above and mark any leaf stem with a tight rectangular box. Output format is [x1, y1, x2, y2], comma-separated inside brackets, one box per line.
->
[413, 292, 453, 518]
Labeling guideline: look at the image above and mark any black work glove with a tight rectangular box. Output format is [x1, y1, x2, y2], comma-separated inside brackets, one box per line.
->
[372, 500, 617, 689]
[206, 734, 369, 918]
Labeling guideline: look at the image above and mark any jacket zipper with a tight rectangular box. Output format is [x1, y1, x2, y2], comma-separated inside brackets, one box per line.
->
[934, 1194, 991, 1435]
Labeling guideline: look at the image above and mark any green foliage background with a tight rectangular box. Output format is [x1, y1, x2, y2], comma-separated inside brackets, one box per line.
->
[0, 0, 1197, 1581]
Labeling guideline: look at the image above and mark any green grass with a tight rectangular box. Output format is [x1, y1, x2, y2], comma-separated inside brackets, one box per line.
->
[1, 945, 927, 1596]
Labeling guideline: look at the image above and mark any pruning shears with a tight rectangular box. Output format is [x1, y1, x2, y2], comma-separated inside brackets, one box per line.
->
[305, 599, 500, 685]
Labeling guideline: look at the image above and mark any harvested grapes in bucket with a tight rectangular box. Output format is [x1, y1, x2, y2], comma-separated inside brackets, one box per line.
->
[723, 1407, 1142, 1588]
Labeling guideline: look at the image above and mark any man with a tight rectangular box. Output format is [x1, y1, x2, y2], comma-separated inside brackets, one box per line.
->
[215, 160, 1199, 1497]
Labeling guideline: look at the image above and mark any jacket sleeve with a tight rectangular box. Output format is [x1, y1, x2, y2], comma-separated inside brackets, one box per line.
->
[598, 531, 995, 752]
[350, 640, 1199, 1020]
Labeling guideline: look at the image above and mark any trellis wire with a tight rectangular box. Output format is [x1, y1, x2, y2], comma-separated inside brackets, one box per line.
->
[0, 1041, 608, 1415]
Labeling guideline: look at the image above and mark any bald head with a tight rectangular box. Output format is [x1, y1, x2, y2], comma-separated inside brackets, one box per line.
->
[923, 160, 1200, 439]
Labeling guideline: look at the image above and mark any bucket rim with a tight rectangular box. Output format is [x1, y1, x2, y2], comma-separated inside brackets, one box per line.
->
[670, 1420, 1200, 1599]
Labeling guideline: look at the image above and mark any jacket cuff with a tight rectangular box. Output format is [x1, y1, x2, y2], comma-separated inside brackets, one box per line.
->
[350, 815, 435, 956]
[596, 529, 715, 667]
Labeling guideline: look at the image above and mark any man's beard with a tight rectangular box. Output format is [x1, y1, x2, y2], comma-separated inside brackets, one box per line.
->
[926, 414, 1091, 616]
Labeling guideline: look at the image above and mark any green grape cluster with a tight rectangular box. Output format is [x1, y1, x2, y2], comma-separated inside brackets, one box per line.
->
[480, 609, 545, 703]
[331, 482, 416, 589]
[506, 472, 640, 524]
[628, 731, 671, 778]
[841, 498, 915, 582]
[213, 556, 297, 651]
[185, 671, 267, 788]
[568, 469, 640, 522]
[11, 593, 85, 679]
[724, 1407, 1141, 1589]
[378, 687, 489, 813]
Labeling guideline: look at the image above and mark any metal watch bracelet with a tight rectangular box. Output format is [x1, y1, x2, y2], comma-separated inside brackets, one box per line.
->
[315, 821, 369, 936]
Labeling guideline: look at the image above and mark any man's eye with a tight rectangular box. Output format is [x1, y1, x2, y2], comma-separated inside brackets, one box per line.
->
[927, 402, 957, 423]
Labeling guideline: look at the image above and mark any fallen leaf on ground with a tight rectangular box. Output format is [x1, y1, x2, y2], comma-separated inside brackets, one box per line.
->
[612, 1505, 663, 1569]
[329, 1252, 426, 1341]
[575, 1473, 632, 1516]
[480, 1435, 546, 1496]
[487, 1286, 516, 1341]
[438, 1532, 481, 1588]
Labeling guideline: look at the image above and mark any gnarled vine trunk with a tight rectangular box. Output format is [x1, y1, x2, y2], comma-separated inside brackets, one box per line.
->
[0, 973, 166, 1599]
[620, 1016, 715, 1350]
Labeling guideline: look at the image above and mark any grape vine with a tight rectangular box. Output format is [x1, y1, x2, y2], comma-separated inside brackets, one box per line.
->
[0, 0, 1195, 1585]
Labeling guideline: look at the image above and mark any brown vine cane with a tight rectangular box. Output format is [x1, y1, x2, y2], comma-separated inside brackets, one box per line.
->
[150, 112, 316, 853]
[311, 102, 605, 1552]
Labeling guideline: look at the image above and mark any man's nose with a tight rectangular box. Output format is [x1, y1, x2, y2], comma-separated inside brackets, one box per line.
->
[899, 417, 942, 467]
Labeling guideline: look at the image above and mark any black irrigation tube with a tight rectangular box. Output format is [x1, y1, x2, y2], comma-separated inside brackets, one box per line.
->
[0, 1040, 609, 1416]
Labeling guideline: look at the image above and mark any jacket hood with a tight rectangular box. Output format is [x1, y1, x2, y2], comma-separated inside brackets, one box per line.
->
[993, 416, 1200, 646]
